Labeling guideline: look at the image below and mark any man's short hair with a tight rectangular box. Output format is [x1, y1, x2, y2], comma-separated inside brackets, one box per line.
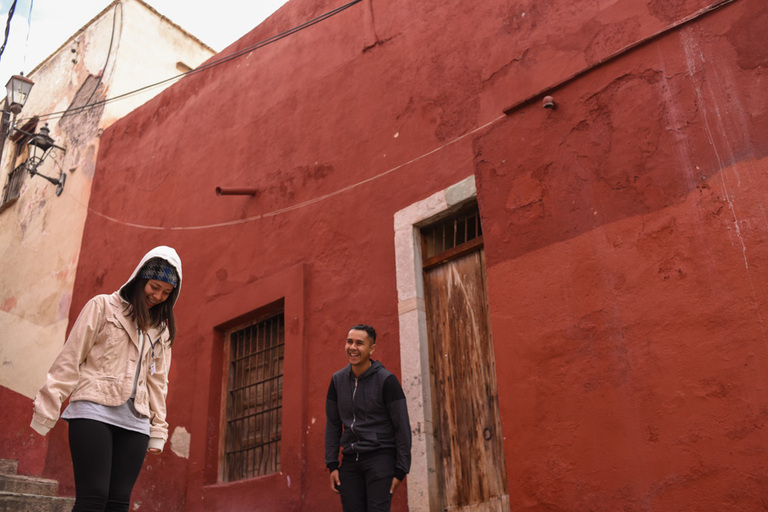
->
[351, 324, 377, 343]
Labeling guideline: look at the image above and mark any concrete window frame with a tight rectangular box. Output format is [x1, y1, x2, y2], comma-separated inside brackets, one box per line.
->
[393, 175, 478, 512]
[197, 263, 307, 509]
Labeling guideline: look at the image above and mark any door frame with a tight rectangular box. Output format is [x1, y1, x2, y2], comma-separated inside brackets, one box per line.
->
[393, 175, 480, 512]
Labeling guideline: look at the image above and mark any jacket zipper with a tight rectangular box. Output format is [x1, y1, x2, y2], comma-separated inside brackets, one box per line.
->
[351, 376, 360, 461]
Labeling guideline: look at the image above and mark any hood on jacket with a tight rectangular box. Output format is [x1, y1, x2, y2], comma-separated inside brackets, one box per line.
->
[347, 360, 384, 380]
[119, 246, 183, 307]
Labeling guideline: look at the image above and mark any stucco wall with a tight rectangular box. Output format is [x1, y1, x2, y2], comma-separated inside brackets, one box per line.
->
[21, 0, 768, 510]
[476, 3, 768, 507]
[0, 0, 214, 477]
[0, 0, 214, 404]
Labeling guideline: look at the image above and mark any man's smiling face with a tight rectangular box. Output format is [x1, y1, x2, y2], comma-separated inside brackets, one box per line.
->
[346, 328, 375, 372]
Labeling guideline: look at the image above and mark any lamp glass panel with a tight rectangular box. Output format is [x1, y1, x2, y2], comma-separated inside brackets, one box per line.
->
[5, 75, 34, 110]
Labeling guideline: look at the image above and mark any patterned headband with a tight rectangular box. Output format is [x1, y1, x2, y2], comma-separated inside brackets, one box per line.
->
[137, 259, 178, 288]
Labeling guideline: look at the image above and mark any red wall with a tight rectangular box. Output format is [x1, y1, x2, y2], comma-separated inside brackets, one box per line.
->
[25, 0, 768, 510]
[0, 387, 51, 477]
[476, 1, 768, 510]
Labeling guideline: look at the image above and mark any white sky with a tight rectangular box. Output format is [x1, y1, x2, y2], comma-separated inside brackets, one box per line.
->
[0, 0, 290, 85]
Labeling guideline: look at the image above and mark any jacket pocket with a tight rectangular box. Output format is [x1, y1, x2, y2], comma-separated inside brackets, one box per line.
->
[71, 374, 122, 405]
[87, 317, 126, 376]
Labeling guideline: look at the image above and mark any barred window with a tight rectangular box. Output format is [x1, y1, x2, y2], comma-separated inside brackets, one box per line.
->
[0, 128, 33, 213]
[0, 162, 27, 212]
[223, 312, 284, 481]
[421, 202, 483, 269]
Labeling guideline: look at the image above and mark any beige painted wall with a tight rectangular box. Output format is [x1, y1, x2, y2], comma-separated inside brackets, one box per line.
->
[0, 0, 214, 398]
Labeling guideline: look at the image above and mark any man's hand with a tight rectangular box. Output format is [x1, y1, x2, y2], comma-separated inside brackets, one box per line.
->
[390, 477, 402, 495]
[330, 469, 341, 494]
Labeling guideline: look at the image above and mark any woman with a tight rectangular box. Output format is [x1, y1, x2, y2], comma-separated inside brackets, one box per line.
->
[31, 246, 182, 512]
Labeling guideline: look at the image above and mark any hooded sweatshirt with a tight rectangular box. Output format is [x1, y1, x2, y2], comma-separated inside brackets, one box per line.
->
[31, 246, 182, 452]
[325, 360, 412, 480]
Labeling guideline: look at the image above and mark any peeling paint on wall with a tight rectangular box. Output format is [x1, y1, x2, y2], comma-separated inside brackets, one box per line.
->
[170, 426, 191, 459]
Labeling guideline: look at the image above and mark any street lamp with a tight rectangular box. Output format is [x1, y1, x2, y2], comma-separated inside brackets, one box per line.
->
[5, 74, 34, 115]
[27, 124, 66, 196]
[4, 74, 67, 195]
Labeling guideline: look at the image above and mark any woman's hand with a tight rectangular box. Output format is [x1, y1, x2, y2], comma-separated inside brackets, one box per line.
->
[147, 448, 161, 454]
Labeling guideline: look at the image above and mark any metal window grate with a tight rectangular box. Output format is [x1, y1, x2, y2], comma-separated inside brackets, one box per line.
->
[224, 313, 284, 481]
[421, 204, 483, 260]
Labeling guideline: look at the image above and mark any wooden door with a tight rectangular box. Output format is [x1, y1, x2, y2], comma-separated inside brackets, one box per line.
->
[424, 248, 510, 512]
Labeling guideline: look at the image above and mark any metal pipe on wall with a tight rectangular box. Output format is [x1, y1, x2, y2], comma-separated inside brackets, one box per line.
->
[215, 187, 259, 196]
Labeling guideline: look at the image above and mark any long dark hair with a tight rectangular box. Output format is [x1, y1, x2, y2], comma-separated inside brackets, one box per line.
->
[120, 268, 178, 344]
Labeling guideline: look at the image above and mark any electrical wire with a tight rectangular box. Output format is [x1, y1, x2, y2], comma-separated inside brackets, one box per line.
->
[22, 0, 32, 72]
[80, 2, 121, 111]
[23, 0, 363, 123]
[0, 0, 18, 63]
[47, 0, 742, 233]
[75, 114, 506, 231]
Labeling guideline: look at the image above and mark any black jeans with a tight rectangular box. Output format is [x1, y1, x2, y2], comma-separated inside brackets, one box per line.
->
[67, 419, 149, 512]
[338, 449, 396, 512]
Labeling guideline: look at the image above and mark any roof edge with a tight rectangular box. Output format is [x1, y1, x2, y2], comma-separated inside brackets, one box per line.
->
[28, 0, 215, 77]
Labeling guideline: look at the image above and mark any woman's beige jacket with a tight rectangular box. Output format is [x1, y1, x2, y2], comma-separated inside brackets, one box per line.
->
[30, 246, 180, 452]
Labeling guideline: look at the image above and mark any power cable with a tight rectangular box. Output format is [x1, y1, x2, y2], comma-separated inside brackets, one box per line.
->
[0, 0, 18, 63]
[76, 114, 506, 231]
[22, 0, 32, 72]
[81, 2, 121, 111]
[24, 0, 362, 123]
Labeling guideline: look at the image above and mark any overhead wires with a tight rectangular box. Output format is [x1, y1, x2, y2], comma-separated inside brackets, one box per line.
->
[21, 0, 32, 72]
[0, 0, 18, 63]
[80, 114, 506, 231]
[81, 2, 121, 111]
[40, 0, 473, 233]
[28, 0, 363, 123]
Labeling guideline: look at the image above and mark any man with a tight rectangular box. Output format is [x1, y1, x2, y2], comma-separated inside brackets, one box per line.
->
[325, 324, 412, 512]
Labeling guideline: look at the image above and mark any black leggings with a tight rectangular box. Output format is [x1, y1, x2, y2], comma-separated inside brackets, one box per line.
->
[67, 419, 149, 512]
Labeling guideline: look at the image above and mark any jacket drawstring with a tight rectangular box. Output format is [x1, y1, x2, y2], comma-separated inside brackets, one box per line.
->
[160, 341, 168, 385]
[147, 333, 169, 385]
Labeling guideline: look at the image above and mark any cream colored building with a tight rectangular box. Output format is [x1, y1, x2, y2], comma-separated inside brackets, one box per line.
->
[0, 0, 214, 399]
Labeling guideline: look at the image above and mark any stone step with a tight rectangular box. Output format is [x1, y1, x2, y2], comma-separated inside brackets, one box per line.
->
[0, 492, 75, 512]
[0, 461, 17, 476]
[0, 459, 74, 512]
[0, 473, 59, 496]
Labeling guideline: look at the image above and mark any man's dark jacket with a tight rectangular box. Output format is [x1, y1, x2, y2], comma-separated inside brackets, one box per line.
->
[325, 360, 412, 480]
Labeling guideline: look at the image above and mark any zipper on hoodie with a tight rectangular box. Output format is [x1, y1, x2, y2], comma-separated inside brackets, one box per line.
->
[351, 376, 360, 461]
